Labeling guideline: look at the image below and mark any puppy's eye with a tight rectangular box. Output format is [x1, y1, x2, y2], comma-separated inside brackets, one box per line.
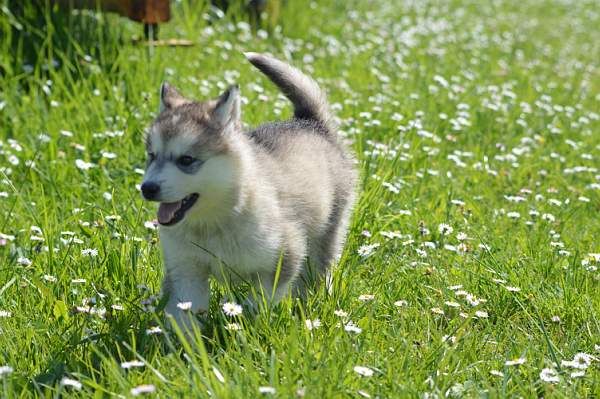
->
[177, 155, 195, 167]
[148, 152, 156, 161]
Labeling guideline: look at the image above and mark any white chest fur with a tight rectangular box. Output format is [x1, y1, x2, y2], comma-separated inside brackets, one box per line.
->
[159, 215, 281, 282]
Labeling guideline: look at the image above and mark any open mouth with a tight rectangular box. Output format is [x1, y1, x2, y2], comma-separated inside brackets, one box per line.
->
[157, 193, 199, 226]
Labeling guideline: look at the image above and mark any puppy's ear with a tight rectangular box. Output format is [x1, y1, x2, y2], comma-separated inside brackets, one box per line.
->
[211, 85, 241, 130]
[159, 82, 189, 112]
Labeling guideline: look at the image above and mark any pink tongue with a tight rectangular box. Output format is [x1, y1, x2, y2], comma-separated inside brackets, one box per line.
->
[158, 201, 182, 224]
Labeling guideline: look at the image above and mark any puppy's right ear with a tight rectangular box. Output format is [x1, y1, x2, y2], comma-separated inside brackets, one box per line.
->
[211, 85, 241, 130]
[159, 82, 189, 112]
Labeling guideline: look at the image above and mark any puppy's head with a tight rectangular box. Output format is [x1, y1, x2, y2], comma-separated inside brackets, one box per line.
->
[141, 83, 242, 227]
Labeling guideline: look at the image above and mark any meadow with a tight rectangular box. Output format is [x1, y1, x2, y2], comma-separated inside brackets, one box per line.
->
[0, 0, 599, 397]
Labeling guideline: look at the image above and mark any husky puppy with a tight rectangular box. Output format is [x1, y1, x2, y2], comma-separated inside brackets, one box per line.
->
[141, 52, 356, 330]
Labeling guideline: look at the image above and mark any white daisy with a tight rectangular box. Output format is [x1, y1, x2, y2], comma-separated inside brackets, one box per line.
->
[474, 310, 489, 318]
[225, 322, 241, 331]
[353, 366, 374, 377]
[344, 321, 362, 334]
[258, 386, 276, 394]
[539, 368, 559, 383]
[213, 367, 225, 383]
[81, 248, 98, 257]
[505, 357, 526, 366]
[305, 319, 321, 330]
[145, 326, 163, 335]
[438, 223, 453, 235]
[130, 384, 156, 396]
[177, 302, 192, 311]
[358, 294, 374, 301]
[121, 360, 145, 369]
[60, 377, 82, 390]
[222, 302, 243, 317]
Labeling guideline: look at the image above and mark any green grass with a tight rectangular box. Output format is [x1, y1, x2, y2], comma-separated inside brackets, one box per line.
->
[1, 0, 599, 397]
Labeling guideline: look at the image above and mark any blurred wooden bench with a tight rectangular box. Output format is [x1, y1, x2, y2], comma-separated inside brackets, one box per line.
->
[52, 0, 281, 43]
[52, 0, 170, 39]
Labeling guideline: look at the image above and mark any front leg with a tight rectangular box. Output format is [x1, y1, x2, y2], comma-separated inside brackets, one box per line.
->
[162, 265, 210, 337]
[159, 230, 210, 337]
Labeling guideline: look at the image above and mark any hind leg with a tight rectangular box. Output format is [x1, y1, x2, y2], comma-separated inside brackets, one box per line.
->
[298, 194, 355, 296]
[248, 258, 301, 309]
[249, 232, 306, 306]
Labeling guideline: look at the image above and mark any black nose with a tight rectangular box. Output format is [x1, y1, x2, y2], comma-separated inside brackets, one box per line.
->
[141, 181, 160, 199]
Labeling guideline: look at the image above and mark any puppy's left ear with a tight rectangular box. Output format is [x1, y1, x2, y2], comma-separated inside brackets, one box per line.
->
[212, 85, 241, 130]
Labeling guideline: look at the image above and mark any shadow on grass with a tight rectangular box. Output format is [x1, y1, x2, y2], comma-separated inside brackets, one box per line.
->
[24, 290, 248, 394]
[28, 293, 169, 394]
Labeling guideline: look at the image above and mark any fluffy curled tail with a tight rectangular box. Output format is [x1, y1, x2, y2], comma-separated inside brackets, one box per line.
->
[244, 52, 335, 134]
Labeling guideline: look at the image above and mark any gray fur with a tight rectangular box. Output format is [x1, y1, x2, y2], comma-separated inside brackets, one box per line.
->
[159, 82, 190, 112]
[246, 118, 356, 294]
[244, 52, 336, 134]
[142, 53, 357, 332]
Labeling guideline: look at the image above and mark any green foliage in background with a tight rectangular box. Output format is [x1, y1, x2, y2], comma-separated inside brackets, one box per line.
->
[0, 0, 599, 397]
